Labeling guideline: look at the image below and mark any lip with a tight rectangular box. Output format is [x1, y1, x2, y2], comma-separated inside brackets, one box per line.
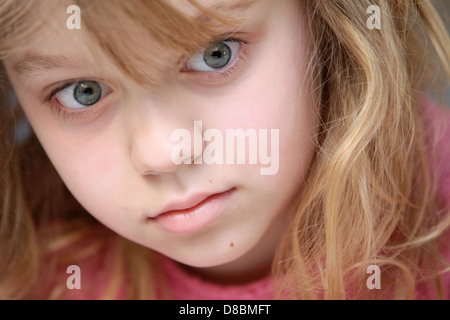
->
[149, 188, 235, 235]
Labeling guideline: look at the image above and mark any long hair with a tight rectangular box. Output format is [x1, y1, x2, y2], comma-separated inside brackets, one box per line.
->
[0, 0, 449, 299]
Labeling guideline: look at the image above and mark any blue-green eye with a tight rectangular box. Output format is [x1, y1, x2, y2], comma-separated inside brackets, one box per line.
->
[203, 42, 232, 69]
[186, 40, 241, 72]
[55, 80, 109, 109]
[73, 81, 102, 106]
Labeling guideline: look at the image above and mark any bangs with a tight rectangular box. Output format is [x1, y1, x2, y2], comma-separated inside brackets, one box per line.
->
[74, 0, 249, 88]
[1, 0, 254, 87]
[0, 0, 50, 59]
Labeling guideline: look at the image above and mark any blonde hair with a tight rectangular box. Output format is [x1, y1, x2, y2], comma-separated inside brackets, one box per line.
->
[1, 0, 449, 299]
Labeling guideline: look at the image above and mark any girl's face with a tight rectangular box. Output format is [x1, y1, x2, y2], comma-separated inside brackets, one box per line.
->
[4, 0, 317, 280]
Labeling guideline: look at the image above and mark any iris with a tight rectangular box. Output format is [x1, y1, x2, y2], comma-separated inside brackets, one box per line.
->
[203, 42, 232, 69]
[73, 81, 102, 106]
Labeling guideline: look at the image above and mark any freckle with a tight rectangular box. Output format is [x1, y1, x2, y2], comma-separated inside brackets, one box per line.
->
[230, 243, 234, 248]
[209, 180, 212, 184]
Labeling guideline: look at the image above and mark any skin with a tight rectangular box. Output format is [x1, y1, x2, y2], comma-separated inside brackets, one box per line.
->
[4, 0, 318, 284]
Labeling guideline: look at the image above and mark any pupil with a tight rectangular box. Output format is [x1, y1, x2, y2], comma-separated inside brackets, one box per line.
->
[212, 51, 222, 59]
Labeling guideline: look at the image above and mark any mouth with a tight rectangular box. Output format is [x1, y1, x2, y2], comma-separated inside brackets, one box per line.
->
[149, 188, 236, 235]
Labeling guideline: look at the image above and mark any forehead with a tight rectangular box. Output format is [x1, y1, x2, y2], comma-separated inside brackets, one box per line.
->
[168, 0, 258, 18]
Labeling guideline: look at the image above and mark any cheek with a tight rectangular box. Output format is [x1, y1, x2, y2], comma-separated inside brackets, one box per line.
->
[51, 140, 140, 232]
[210, 59, 313, 164]
[198, 28, 310, 149]
[27, 117, 126, 214]
[212, 46, 315, 196]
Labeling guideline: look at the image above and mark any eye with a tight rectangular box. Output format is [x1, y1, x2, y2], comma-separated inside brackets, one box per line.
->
[185, 40, 241, 72]
[54, 80, 110, 110]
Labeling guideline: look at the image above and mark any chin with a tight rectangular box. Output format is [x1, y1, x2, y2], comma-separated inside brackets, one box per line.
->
[173, 251, 245, 269]
[164, 236, 261, 270]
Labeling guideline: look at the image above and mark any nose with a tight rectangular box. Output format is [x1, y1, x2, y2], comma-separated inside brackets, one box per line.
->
[128, 105, 203, 176]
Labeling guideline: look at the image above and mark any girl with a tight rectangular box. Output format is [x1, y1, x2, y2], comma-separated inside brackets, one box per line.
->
[0, 0, 449, 300]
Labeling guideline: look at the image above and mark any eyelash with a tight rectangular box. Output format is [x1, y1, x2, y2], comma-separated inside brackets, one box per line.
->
[44, 80, 108, 122]
[44, 37, 250, 122]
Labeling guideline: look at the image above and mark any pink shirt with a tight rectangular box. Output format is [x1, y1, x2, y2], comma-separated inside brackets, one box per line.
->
[56, 98, 450, 300]
[158, 254, 274, 300]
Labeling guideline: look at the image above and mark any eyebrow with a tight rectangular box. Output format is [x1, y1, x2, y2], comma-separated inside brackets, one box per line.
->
[12, 54, 90, 78]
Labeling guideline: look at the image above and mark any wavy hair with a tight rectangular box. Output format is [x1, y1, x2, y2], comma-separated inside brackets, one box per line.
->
[0, 0, 449, 299]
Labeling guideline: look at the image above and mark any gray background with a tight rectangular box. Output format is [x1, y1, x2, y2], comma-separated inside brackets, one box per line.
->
[434, 0, 450, 30]
[433, 0, 450, 103]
